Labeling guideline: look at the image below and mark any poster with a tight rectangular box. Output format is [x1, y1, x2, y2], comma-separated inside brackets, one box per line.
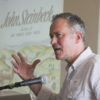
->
[0, 0, 63, 99]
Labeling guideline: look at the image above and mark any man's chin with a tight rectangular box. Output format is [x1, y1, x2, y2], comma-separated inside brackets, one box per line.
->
[56, 56, 63, 60]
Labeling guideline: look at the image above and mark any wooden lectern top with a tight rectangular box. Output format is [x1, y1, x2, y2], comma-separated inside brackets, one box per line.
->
[0, 94, 32, 100]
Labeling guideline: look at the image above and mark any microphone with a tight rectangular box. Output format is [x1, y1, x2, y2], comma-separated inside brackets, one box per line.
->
[0, 75, 48, 90]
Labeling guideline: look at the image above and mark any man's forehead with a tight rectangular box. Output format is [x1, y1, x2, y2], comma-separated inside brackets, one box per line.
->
[50, 18, 69, 28]
[50, 19, 70, 32]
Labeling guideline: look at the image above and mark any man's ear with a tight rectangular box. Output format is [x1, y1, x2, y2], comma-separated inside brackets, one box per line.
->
[75, 32, 83, 43]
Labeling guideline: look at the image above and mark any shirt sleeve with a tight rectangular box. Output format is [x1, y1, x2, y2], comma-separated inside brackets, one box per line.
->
[90, 55, 100, 100]
[36, 85, 60, 100]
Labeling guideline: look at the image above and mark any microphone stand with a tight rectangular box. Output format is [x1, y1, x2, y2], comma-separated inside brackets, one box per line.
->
[0, 82, 21, 90]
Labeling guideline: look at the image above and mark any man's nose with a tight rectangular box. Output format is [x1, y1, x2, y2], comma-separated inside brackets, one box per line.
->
[51, 36, 57, 45]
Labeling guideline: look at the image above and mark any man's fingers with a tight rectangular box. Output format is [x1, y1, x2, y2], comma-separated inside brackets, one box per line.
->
[17, 52, 26, 63]
[12, 54, 20, 64]
[13, 68, 18, 73]
[32, 59, 40, 69]
[11, 60, 19, 68]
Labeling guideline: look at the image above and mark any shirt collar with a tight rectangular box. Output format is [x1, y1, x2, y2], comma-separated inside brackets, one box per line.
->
[66, 47, 95, 71]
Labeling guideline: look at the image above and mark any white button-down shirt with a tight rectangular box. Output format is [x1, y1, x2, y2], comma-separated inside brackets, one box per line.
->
[37, 47, 100, 100]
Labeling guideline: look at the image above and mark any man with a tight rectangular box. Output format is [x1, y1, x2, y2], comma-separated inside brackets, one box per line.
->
[11, 12, 100, 100]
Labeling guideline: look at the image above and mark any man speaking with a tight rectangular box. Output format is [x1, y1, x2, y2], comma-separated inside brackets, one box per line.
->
[11, 12, 100, 100]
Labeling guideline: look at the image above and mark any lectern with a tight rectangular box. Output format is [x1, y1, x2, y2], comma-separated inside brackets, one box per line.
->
[0, 94, 31, 100]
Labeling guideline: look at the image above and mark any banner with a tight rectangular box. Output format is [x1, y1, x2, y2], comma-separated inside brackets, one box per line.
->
[0, 0, 63, 99]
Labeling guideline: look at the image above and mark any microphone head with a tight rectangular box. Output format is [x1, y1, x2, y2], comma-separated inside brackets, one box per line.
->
[41, 75, 48, 84]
